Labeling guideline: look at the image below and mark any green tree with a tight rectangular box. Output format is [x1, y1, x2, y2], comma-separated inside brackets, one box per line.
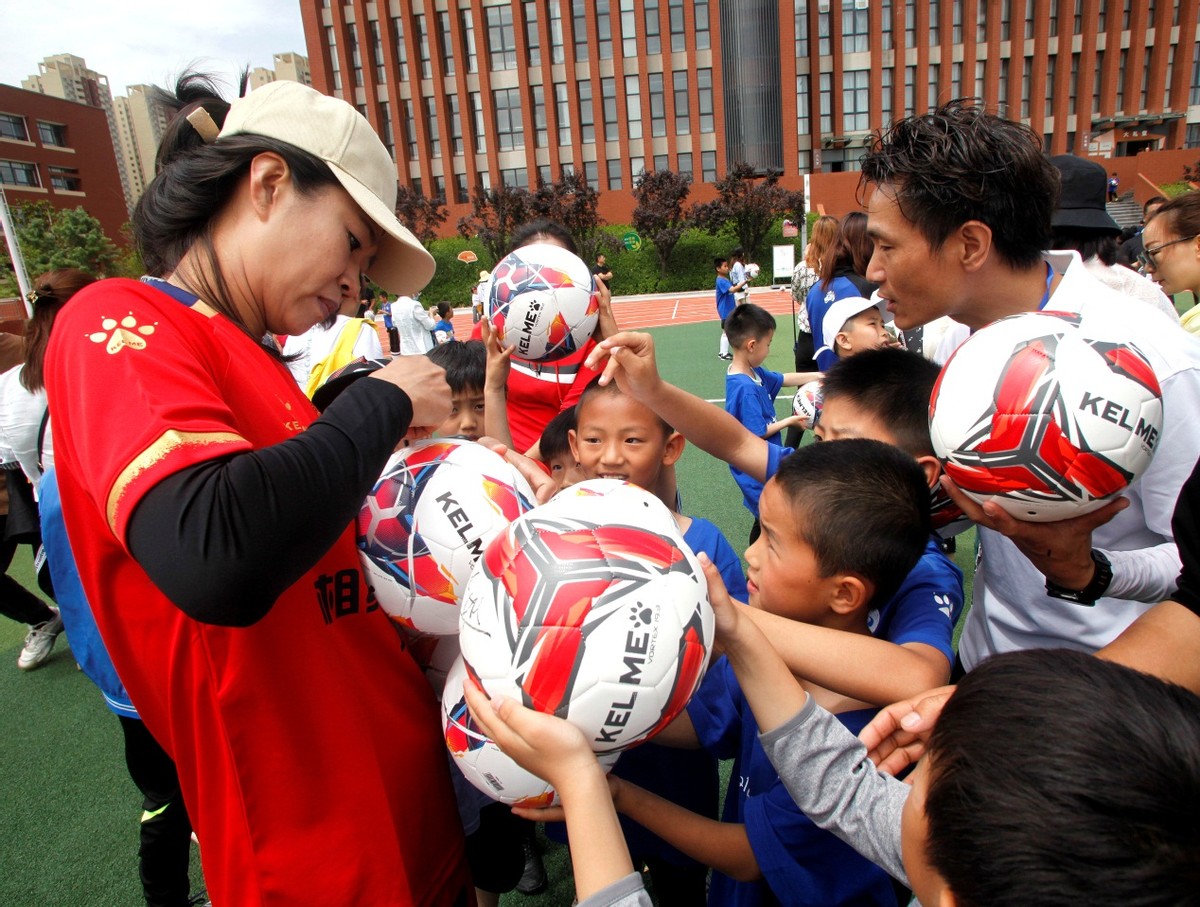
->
[632, 169, 692, 278]
[457, 184, 534, 262]
[690, 162, 805, 260]
[1, 201, 121, 294]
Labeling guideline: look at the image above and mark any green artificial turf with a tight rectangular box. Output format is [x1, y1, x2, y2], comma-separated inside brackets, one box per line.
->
[0, 317, 976, 905]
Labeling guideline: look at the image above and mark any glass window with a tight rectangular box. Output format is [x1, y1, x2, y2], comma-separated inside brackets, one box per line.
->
[538, 164, 553, 185]
[597, 0, 613, 58]
[645, 0, 661, 53]
[573, 0, 589, 61]
[621, 0, 638, 56]
[432, 175, 446, 202]
[584, 160, 599, 189]
[371, 20, 386, 82]
[602, 77, 619, 141]
[904, 1, 915, 47]
[952, 60, 963, 99]
[425, 96, 440, 157]
[326, 26, 341, 91]
[977, 0, 988, 41]
[669, 0, 686, 51]
[649, 73, 666, 137]
[438, 12, 455, 76]
[928, 0, 940, 43]
[379, 100, 394, 157]
[881, 0, 893, 50]
[455, 172, 469, 204]
[404, 99, 418, 160]
[819, 72, 833, 133]
[471, 91, 486, 152]
[534, 94, 547, 148]
[819, 5, 833, 55]
[678, 151, 693, 177]
[501, 167, 529, 189]
[843, 70, 870, 132]
[797, 73, 811, 135]
[448, 94, 463, 156]
[1191, 41, 1200, 106]
[1021, 57, 1032, 117]
[904, 65, 915, 112]
[701, 149, 717, 182]
[607, 158, 623, 189]
[653, 153, 669, 171]
[414, 15, 431, 78]
[36, 121, 67, 146]
[1046, 56, 1057, 108]
[524, 2, 541, 66]
[348, 28, 362, 87]
[695, 0, 710, 49]
[697, 68, 714, 132]
[795, 0, 809, 57]
[952, 0, 964, 42]
[48, 165, 80, 191]
[1093, 50, 1104, 114]
[578, 79, 595, 143]
[1069, 53, 1079, 115]
[486, 6, 517, 70]
[1118, 49, 1128, 107]
[550, 1, 566, 63]
[842, 5, 870, 53]
[392, 17, 408, 80]
[928, 63, 940, 109]
[1, 160, 40, 187]
[461, 10, 477, 73]
[555, 82, 572, 145]
[1000, 57, 1011, 110]
[881, 66, 893, 124]
[674, 71, 690, 134]
[626, 74, 643, 139]
[494, 88, 525, 150]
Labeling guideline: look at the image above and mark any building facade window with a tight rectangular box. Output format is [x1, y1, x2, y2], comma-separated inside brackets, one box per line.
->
[905, 1, 915, 47]
[701, 149, 717, 182]
[819, 4, 833, 56]
[601, 77, 619, 140]
[1191, 41, 1200, 105]
[819, 72, 833, 133]
[455, 172, 469, 204]
[348, 28, 362, 87]
[1021, 57, 1033, 117]
[555, 82, 572, 145]
[448, 94, 463, 155]
[414, 14, 431, 78]
[694, 0, 711, 49]
[432, 175, 445, 202]
[843, 69, 869, 132]
[842, 4, 870, 53]
[928, 63, 940, 109]
[424, 96, 440, 157]
[597, 0, 614, 58]
[438, 12, 455, 76]
[379, 100, 394, 157]
[669, 0, 686, 51]
[674, 71, 690, 134]
[549, 1, 565, 63]
[928, 0, 940, 43]
[403, 98, 418, 160]
[501, 167, 529, 189]
[697, 68, 714, 132]
[607, 157, 623, 189]
[36, 121, 67, 146]
[584, 160, 599, 188]
[525, 2, 541, 65]
[471, 91, 486, 152]
[904, 65, 915, 113]
[461, 10, 478, 73]
[578, 79, 595, 143]
[645, 0, 661, 53]
[371, 20, 386, 82]
[881, 67, 893, 125]
[573, 0, 590, 61]
[1046, 56, 1057, 109]
[794, 0, 809, 57]
[649, 72, 666, 137]
[677, 151, 693, 177]
[797, 73, 811, 135]
[534, 94, 547, 147]
[486, 6, 517, 70]
[625, 74, 643, 139]
[494, 87, 524, 150]
[621, 0, 638, 56]
[326, 26, 341, 91]
[0, 160, 40, 187]
[392, 17, 408, 80]
[53, 165, 84, 191]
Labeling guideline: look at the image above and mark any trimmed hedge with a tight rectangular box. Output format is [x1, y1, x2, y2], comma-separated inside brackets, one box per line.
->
[419, 220, 803, 302]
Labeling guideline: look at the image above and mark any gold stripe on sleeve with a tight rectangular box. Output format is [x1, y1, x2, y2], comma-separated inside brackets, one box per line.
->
[106, 429, 247, 534]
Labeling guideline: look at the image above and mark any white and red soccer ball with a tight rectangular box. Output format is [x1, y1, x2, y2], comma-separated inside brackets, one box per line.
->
[791, 380, 824, 430]
[929, 311, 1163, 522]
[454, 480, 713, 788]
[485, 242, 600, 362]
[356, 439, 536, 635]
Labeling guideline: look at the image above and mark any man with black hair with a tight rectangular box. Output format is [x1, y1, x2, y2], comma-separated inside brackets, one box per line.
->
[858, 102, 1200, 684]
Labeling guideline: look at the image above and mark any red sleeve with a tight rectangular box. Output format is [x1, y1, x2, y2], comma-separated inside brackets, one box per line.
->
[46, 279, 257, 541]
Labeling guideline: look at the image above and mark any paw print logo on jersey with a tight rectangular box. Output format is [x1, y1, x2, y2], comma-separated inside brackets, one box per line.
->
[934, 594, 954, 621]
[88, 313, 156, 354]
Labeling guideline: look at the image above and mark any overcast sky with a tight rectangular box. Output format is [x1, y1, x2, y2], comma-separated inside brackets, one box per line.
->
[0, 0, 309, 98]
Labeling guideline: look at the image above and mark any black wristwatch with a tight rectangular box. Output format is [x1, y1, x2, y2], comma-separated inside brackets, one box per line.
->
[1045, 549, 1113, 606]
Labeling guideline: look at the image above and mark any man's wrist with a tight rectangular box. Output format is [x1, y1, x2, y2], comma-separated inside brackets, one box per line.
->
[1045, 549, 1113, 605]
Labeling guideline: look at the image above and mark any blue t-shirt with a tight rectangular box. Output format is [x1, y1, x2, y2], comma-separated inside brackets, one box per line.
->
[726, 368, 785, 517]
[716, 276, 737, 321]
[688, 659, 898, 907]
[382, 300, 394, 330]
[608, 516, 746, 866]
[807, 275, 872, 371]
[433, 318, 454, 342]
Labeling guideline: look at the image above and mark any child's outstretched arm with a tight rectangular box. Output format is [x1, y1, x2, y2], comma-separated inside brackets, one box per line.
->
[779, 370, 823, 388]
[585, 332, 775, 482]
[480, 320, 515, 448]
[463, 681, 645, 904]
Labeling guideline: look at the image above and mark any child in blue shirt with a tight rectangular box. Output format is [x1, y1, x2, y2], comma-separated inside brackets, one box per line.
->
[566, 375, 747, 903]
[715, 256, 746, 360]
[432, 300, 455, 344]
[722, 303, 819, 525]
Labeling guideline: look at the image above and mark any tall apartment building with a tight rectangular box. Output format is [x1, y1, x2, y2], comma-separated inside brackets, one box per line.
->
[248, 52, 315, 91]
[21, 54, 133, 209]
[300, 0, 1200, 227]
[112, 85, 170, 205]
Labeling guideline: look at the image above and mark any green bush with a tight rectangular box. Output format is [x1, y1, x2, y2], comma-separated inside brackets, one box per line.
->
[417, 219, 803, 302]
[1160, 181, 1193, 199]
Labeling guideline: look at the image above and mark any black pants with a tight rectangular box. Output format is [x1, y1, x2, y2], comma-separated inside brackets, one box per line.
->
[118, 715, 194, 907]
[0, 521, 56, 627]
[387, 327, 400, 354]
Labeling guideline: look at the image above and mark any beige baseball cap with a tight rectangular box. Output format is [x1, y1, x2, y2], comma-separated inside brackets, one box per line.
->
[219, 80, 435, 296]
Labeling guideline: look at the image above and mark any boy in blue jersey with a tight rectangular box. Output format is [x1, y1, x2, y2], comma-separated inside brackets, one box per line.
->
[722, 303, 820, 532]
[581, 440, 930, 906]
[568, 375, 746, 904]
[584, 334, 963, 703]
[715, 257, 747, 360]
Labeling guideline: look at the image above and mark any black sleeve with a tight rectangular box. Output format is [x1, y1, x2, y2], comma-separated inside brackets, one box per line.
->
[127, 377, 412, 626]
[1171, 456, 1200, 617]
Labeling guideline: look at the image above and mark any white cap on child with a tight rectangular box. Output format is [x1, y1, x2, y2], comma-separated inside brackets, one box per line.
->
[816, 296, 887, 357]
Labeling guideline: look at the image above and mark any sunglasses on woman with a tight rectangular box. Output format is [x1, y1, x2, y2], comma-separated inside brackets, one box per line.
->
[1138, 234, 1198, 269]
